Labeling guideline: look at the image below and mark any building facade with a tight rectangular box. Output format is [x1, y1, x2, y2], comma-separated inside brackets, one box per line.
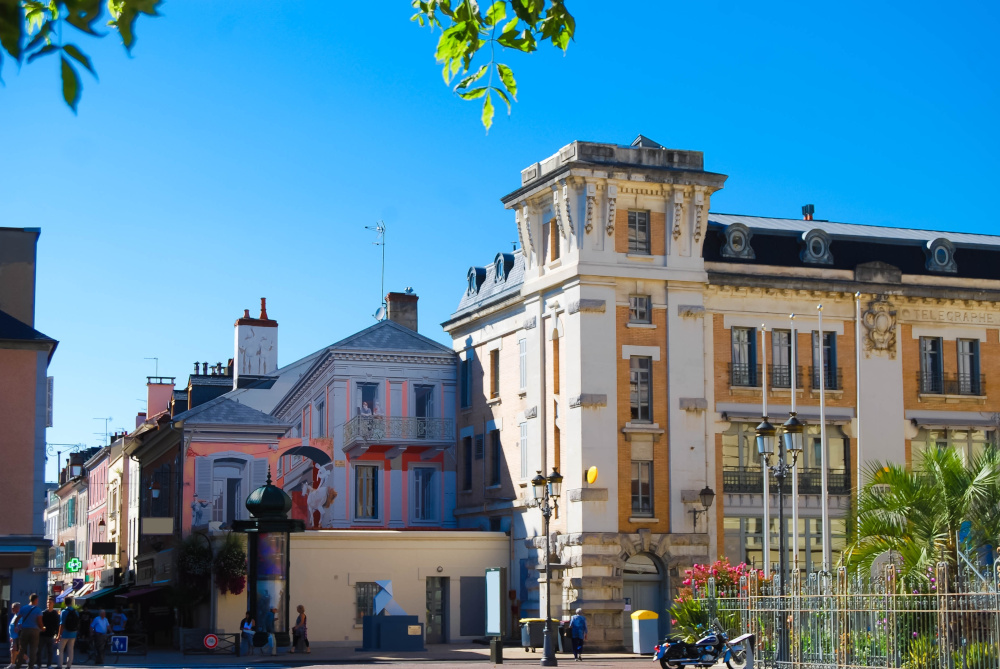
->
[444, 136, 1000, 649]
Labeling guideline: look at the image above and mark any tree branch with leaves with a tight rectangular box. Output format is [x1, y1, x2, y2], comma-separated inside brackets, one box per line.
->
[411, 0, 574, 131]
[0, 0, 161, 112]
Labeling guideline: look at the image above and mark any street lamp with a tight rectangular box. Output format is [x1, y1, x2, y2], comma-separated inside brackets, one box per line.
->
[690, 486, 716, 530]
[149, 480, 161, 499]
[528, 468, 562, 667]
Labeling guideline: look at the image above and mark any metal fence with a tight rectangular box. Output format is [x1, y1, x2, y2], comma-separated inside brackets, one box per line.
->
[697, 561, 1000, 669]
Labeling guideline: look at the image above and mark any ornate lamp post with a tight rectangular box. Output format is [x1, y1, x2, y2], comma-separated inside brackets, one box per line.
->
[233, 469, 305, 648]
[528, 468, 563, 667]
[689, 486, 716, 530]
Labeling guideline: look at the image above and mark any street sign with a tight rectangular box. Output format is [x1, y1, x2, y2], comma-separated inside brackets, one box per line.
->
[203, 634, 219, 650]
[65, 558, 82, 573]
[110, 636, 128, 654]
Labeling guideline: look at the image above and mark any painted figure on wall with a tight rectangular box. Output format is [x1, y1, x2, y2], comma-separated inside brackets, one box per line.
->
[275, 447, 338, 530]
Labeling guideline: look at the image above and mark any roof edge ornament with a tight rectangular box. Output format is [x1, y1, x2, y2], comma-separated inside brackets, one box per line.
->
[720, 222, 755, 260]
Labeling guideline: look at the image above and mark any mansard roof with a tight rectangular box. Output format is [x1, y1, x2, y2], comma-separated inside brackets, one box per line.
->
[329, 319, 454, 355]
[449, 252, 525, 321]
[171, 394, 288, 428]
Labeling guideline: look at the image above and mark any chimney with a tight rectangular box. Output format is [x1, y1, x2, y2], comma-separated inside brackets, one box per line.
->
[135, 411, 147, 429]
[386, 288, 418, 332]
[146, 377, 175, 419]
[802, 204, 815, 221]
[234, 297, 278, 388]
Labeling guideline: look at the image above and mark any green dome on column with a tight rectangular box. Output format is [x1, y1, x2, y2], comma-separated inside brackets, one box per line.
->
[245, 467, 292, 519]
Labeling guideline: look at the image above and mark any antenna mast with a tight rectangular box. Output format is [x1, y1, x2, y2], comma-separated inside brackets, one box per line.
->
[366, 221, 387, 312]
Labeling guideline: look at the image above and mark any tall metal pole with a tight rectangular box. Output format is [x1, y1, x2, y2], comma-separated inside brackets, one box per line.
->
[790, 315, 799, 571]
[776, 462, 788, 663]
[854, 293, 863, 543]
[541, 497, 556, 667]
[818, 305, 831, 570]
[760, 326, 771, 576]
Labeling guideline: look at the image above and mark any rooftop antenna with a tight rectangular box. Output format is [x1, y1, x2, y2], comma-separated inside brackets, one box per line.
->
[144, 357, 159, 377]
[511, 240, 518, 252]
[93, 416, 112, 446]
[366, 221, 387, 320]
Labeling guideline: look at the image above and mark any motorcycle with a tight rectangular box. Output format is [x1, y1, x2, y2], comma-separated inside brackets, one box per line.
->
[652, 623, 754, 669]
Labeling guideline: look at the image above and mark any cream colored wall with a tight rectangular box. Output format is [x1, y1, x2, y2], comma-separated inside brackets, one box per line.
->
[286, 530, 508, 645]
[216, 588, 248, 634]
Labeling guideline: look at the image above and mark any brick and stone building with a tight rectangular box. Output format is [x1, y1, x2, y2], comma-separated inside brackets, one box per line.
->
[444, 136, 1000, 649]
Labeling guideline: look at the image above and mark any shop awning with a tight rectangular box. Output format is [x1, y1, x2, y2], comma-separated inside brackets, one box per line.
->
[56, 582, 94, 603]
[0, 546, 37, 553]
[116, 586, 163, 599]
[718, 403, 854, 424]
[78, 584, 125, 601]
[906, 410, 997, 430]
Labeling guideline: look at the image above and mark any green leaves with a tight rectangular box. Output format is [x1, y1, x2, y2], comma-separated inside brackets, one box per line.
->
[0, 0, 159, 112]
[412, 0, 575, 131]
[61, 56, 81, 112]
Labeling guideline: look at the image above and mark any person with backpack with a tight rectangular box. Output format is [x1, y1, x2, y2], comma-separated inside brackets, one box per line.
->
[55, 597, 79, 669]
[15, 594, 44, 669]
[39, 598, 59, 669]
[8, 602, 21, 669]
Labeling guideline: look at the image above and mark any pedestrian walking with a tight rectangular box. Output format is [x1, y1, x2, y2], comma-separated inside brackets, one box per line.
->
[55, 597, 79, 669]
[88, 612, 110, 665]
[289, 605, 308, 654]
[239, 612, 255, 656]
[15, 594, 44, 669]
[261, 607, 277, 656]
[569, 608, 588, 662]
[8, 602, 21, 669]
[38, 599, 58, 669]
[109, 608, 126, 637]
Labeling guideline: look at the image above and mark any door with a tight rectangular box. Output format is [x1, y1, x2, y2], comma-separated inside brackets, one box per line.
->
[426, 577, 449, 644]
[622, 554, 667, 643]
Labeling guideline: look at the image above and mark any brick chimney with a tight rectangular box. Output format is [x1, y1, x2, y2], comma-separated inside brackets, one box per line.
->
[234, 297, 278, 388]
[146, 377, 175, 419]
[386, 288, 418, 332]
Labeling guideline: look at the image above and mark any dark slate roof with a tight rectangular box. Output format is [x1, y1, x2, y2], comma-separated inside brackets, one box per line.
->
[0, 308, 58, 359]
[449, 252, 525, 320]
[329, 319, 454, 355]
[187, 375, 233, 387]
[171, 395, 288, 427]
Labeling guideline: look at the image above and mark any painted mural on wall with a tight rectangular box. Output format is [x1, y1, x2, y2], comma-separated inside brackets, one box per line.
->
[274, 442, 337, 530]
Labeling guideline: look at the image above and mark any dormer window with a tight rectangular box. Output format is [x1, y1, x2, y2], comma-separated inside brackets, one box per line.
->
[721, 222, 755, 260]
[494, 253, 514, 283]
[925, 238, 957, 273]
[467, 267, 486, 295]
[800, 229, 833, 265]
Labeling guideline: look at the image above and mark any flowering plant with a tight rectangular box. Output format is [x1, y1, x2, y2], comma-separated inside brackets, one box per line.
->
[675, 558, 762, 602]
[214, 533, 248, 595]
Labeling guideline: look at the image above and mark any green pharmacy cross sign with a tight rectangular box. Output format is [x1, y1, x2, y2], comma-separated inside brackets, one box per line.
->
[65, 558, 82, 573]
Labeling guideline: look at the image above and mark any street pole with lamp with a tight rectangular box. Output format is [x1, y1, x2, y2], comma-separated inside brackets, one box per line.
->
[689, 486, 716, 531]
[760, 325, 771, 576]
[789, 314, 800, 571]
[757, 405, 803, 663]
[817, 304, 831, 571]
[529, 468, 563, 668]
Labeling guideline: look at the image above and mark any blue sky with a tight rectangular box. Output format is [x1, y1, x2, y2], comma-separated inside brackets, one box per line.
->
[1, 1, 996, 479]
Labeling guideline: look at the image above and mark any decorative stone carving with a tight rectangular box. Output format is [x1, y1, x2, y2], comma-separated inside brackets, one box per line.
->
[524, 406, 538, 419]
[515, 207, 527, 256]
[568, 299, 606, 315]
[561, 179, 574, 236]
[606, 184, 617, 237]
[720, 222, 755, 260]
[800, 228, 833, 265]
[862, 295, 897, 358]
[520, 204, 534, 257]
[569, 393, 607, 409]
[523, 316, 537, 330]
[672, 191, 684, 241]
[693, 191, 705, 243]
[552, 185, 567, 238]
[925, 237, 957, 273]
[585, 183, 596, 234]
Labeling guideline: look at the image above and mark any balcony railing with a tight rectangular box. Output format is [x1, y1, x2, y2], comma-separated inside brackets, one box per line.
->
[769, 364, 803, 389]
[917, 371, 985, 396]
[722, 466, 850, 495]
[810, 366, 842, 391]
[729, 363, 759, 387]
[343, 415, 455, 448]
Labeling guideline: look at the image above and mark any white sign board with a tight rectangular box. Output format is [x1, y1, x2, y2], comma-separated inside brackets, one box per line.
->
[485, 567, 506, 637]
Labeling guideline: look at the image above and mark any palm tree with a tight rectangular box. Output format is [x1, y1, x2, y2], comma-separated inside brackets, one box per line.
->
[842, 446, 1000, 588]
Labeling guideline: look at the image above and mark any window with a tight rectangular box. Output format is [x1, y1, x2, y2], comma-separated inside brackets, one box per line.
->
[489, 349, 500, 399]
[315, 401, 325, 437]
[67, 497, 76, 527]
[912, 427, 993, 465]
[488, 431, 502, 487]
[475, 434, 484, 459]
[354, 465, 379, 520]
[357, 383, 381, 416]
[518, 339, 527, 391]
[549, 219, 561, 261]
[771, 329, 793, 388]
[460, 355, 473, 408]
[957, 339, 981, 395]
[462, 436, 473, 491]
[629, 296, 651, 324]
[414, 385, 435, 418]
[355, 582, 379, 623]
[629, 356, 652, 422]
[519, 422, 529, 479]
[631, 461, 653, 516]
[811, 331, 838, 390]
[552, 335, 560, 394]
[731, 327, 756, 386]
[412, 467, 437, 522]
[627, 211, 650, 254]
[919, 336, 943, 394]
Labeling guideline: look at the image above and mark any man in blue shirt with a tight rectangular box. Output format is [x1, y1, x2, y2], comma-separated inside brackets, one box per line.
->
[8, 602, 21, 668]
[15, 594, 44, 669]
[56, 597, 80, 669]
[569, 608, 588, 662]
[89, 611, 110, 665]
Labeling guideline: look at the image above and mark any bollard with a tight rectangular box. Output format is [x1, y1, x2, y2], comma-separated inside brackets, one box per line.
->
[490, 637, 504, 664]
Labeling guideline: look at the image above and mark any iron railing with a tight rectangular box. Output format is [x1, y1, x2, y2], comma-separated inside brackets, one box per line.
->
[695, 560, 1000, 669]
[343, 415, 454, 447]
[768, 365, 803, 389]
[722, 467, 850, 495]
[918, 371, 985, 396]
[809, 366, 842, 391]
[730, 363, 760, 387]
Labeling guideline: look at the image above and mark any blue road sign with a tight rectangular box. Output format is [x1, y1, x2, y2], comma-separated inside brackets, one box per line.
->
[110, 636, 128, 654]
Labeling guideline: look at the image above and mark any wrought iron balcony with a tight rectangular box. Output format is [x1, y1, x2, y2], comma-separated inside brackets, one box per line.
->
[722, 466, 850, 495]
[768, 364, 803, 389]
[809, 366, 843, 391]
[729, 363, 759, 387]
[343, 415, 455, 449]
[917, 371, 984, 396]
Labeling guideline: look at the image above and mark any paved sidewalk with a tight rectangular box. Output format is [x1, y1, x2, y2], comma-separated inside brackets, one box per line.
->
[88, 642, 655, 668]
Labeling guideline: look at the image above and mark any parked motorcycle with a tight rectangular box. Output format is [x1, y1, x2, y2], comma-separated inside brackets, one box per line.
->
[652, 624, 754, 669]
